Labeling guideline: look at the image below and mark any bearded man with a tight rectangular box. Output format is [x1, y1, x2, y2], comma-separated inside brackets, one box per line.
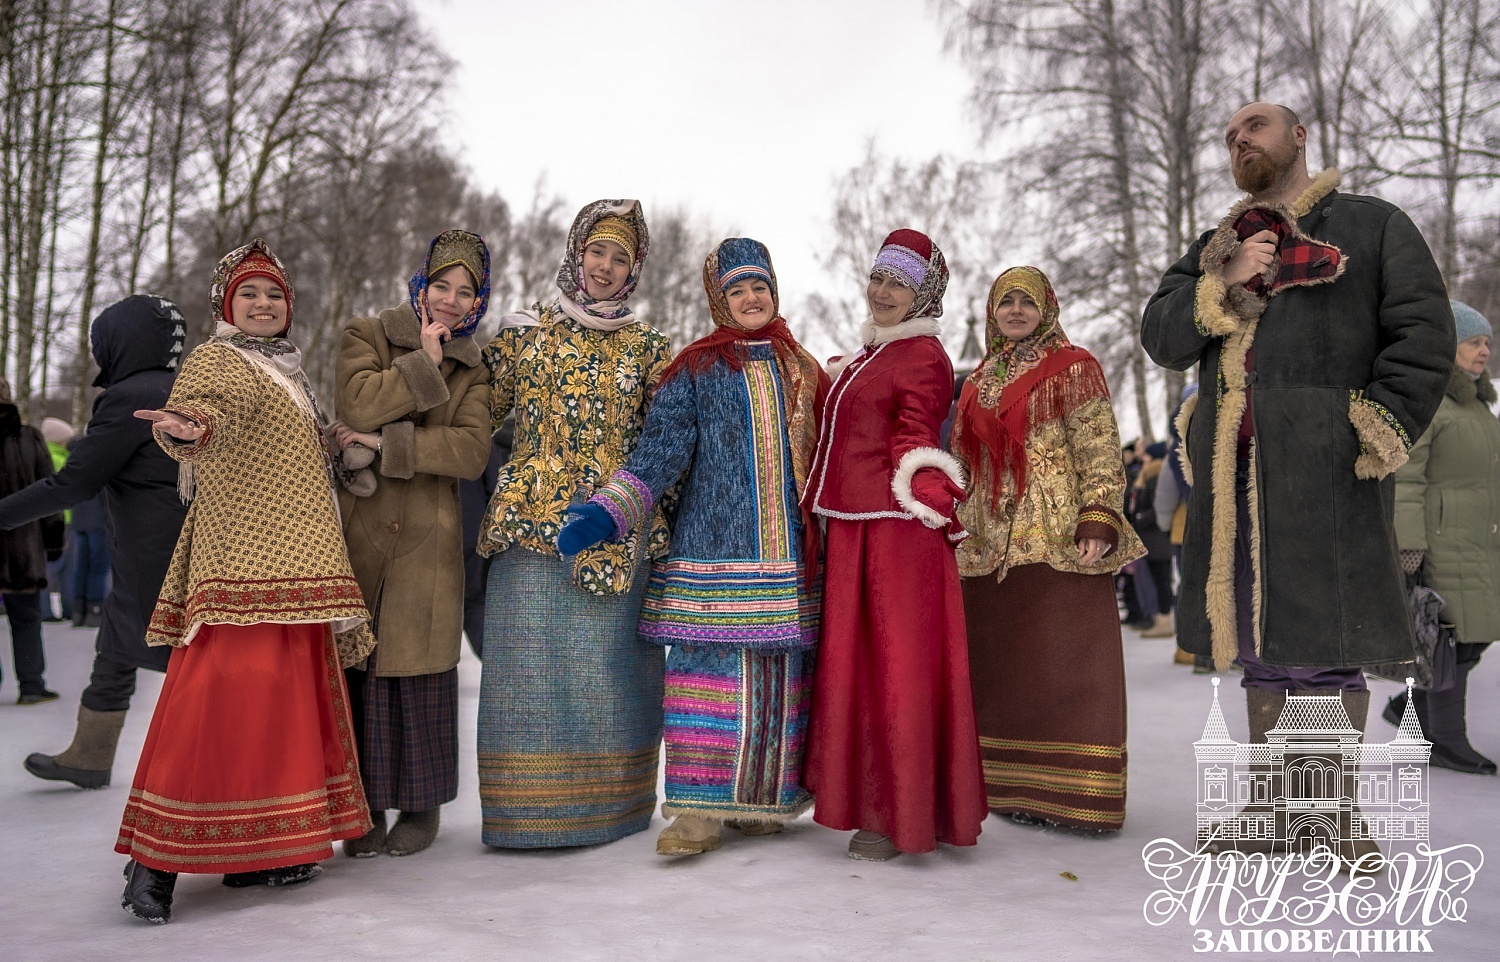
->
[1141, 104, 1453, 763]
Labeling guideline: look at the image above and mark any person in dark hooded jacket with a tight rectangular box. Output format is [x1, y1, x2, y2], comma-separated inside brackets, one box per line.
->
[0, 294, 188, 788]
[0, 378, 65, 703]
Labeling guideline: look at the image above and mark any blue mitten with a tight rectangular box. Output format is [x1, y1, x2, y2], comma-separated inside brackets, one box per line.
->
[557, 502, 617, 556]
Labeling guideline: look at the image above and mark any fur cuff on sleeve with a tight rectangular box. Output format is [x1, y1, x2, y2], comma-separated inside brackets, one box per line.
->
[393, 350, 451, 412]
[1349, 391, 1412, 480]
[379, 420, 417, 480]
[1193, 275, 1238, 337]
[825, 355, 855, 380]
[891, 446, 966, 529]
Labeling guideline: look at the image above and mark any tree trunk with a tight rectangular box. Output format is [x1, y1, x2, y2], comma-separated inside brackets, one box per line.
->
[1099, 0, 1157, 440]
[73, 0, 119, 426]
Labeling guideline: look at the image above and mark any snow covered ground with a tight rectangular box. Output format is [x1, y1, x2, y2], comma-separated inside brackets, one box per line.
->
[2, 621, 1496, 961]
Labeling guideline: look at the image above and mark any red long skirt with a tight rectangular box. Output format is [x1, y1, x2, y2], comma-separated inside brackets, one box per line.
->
[116, 622, 372, 874]
[804, 517, 987, 853]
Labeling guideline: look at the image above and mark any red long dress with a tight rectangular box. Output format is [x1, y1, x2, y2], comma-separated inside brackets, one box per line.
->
[801, 329, 987, 853]
[116, 622, 369, 874]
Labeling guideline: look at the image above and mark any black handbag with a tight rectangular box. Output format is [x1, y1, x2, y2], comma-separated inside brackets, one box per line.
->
[1368, 577, 1459, 692]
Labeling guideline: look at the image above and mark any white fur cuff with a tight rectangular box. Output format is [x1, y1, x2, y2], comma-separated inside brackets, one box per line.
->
[891, 446, 966, 529]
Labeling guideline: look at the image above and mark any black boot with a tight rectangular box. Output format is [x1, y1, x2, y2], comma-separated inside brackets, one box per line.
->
[121, 859, 177, 924]
[83, 603, 103, 628]
[1424, 663, 1497, 775]
[222, 862, 322, 887]
[1381, 690, 1406, 729]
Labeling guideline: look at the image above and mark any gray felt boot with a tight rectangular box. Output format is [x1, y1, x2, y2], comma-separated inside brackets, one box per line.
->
[25, 706, 127, 789]
[343, 810, 387, 858]
[386, 808, 440, 856]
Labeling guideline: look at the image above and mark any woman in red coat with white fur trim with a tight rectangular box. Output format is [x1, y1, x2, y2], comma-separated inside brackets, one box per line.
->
[802, 229, 987, 861]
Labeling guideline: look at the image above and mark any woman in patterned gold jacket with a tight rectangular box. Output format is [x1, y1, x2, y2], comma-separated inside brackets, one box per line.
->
[475, 200, 673, 849]
[952, 265, 1144, 834]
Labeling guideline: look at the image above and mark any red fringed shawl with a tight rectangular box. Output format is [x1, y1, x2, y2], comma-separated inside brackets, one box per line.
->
[957, 345, 1111, 509]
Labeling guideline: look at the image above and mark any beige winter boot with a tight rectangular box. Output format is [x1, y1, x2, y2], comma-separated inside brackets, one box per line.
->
[1143, 612, 1176, 638]
[343, 810, 387, 857]
[656, 815, 722, 856]
[847, 830, 900, 861]
[24, 705, 127, 789]
[725, 819, 784, 836]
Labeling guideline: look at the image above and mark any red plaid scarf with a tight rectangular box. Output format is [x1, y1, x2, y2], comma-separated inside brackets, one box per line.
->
[1233, 207, 1343, 297]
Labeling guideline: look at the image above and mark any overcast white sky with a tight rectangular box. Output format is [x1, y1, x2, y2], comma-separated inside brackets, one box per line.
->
[415, 0, 982, 336]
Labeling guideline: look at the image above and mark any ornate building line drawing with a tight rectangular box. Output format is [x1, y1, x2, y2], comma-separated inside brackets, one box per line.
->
[1194, 678, 1432, 856]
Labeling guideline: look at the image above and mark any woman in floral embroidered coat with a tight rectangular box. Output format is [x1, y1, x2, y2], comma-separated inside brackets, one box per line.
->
[119, 239, 374, 924]
[476, 200, 673, 848]
[559, 238, 829, 857]
[332, 230, 493, 857]
[952, 266, 1144, 832]
[801, 229, 987, 861]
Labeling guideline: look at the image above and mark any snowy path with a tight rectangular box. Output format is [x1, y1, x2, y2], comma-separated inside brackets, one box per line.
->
[2, 622, 1495, 961]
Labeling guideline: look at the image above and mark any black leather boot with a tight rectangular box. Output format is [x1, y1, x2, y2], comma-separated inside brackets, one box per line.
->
[1425, 663, 1497, 775]
[1381, 690, 1406, 729]
[222, 862, 322, 887]
[121, 859, 177, 924]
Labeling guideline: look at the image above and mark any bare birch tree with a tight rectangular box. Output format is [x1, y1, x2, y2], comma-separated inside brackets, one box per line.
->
[807, 142, 994, 357]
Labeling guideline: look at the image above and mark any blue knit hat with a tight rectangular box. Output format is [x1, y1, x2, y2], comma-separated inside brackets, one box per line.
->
[716, 237, 775, 293]
[1453, 301, 1492, 343]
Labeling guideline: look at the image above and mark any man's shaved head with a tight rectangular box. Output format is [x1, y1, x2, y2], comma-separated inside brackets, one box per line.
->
[1224, 102, 1307, 195]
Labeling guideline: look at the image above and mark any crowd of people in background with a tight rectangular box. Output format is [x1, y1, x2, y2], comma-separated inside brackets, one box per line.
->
[0, 100, 1490, 927]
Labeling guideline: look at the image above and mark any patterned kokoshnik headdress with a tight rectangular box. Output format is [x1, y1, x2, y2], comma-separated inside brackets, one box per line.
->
[408, 229, 490, 339]
[553, 199, 651, 332]
[870, 228, 949, 322]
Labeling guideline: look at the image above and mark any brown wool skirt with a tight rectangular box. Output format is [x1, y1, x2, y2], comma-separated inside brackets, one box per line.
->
[962, 562, 1127, 831]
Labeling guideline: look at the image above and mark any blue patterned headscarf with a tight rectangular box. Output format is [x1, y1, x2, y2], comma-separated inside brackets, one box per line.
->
[715, 237, 775, 295]
[408, 229, 489, 338]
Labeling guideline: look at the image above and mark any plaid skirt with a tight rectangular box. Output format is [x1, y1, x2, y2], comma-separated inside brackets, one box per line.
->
[345, 666, 459, 812]
[476, 548, 662, 848]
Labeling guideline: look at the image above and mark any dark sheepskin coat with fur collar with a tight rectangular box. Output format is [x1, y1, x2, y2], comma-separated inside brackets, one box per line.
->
[1142, 170, 1454, 670]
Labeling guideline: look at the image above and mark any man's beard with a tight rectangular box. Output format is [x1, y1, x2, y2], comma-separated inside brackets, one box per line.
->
[1233, 137, 1298, 194]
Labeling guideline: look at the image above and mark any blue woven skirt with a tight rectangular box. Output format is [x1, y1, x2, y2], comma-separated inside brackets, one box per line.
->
[477, 548, 661, 848]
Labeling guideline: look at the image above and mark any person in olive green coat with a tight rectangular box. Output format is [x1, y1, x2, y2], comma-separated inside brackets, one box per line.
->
[332, 230, 494, 854]
[1387, 301, 1499, 775]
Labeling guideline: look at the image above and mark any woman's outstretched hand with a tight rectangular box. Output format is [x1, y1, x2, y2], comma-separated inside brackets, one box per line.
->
[134, 409, 203, 441]
[557, 502, 616, 556]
